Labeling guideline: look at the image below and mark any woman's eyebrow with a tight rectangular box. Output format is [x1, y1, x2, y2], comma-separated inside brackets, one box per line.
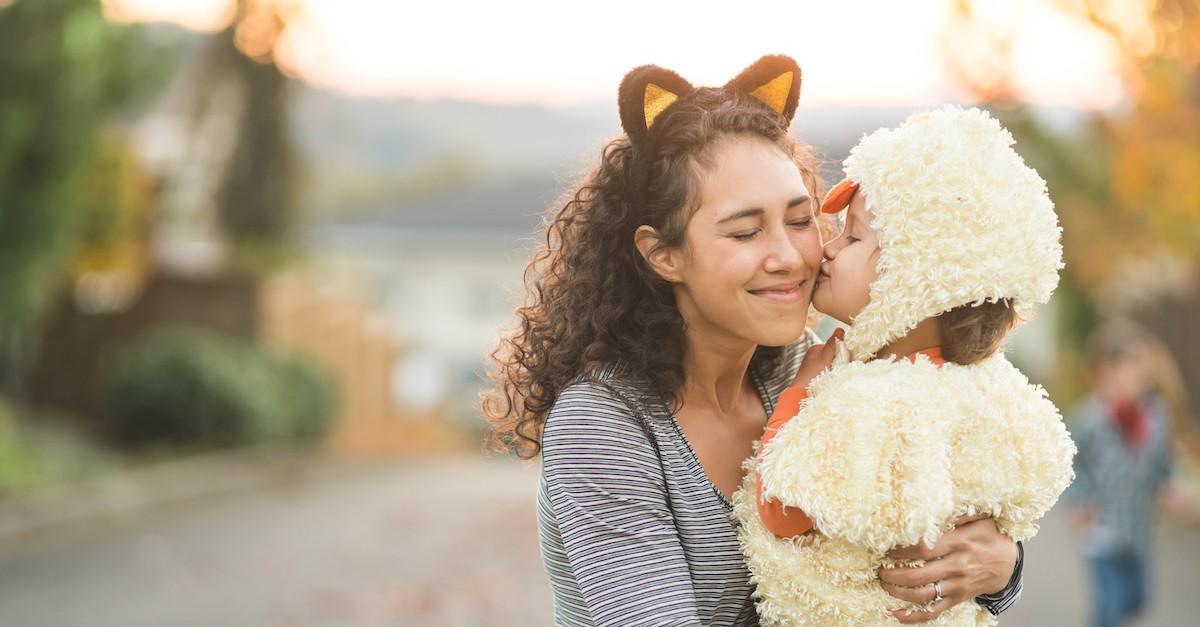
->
[786, 195, 812, 209]
[717, 196, 811, 224]
[717, 207, 764, 224]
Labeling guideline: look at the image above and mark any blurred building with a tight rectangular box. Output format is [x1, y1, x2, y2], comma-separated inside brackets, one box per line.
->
[306, 177, 559, 431]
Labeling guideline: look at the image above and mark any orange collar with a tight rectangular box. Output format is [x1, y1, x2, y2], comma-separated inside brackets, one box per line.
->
[904, 347, 946, 366]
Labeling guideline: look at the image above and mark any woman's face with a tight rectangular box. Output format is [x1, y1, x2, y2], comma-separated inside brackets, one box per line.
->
[665, 136, 823, 350]
[812, 189, 881, 324]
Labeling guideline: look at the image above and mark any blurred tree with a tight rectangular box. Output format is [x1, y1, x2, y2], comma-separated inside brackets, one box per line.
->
[942, 0, 1200, 402]
[0, 0, 171, 398]
[206, 0, 300, 270]
[71, 134, 158, 315]
[945, 0, 1200, 298]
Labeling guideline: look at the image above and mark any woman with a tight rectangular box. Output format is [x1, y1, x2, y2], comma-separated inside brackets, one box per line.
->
[484, 55, 1022, 626]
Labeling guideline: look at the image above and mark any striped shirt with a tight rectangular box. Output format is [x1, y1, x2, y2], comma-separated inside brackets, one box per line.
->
[538, 340, 807, 627]
[537, 335, 1023, 625]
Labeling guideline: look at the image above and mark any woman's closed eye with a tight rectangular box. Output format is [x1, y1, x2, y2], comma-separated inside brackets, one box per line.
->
[730, 229, 761, 241]
[788, 218, 814, 229]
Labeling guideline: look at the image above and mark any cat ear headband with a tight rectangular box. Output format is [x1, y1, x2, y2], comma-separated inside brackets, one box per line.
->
[617, 54, 802, 144]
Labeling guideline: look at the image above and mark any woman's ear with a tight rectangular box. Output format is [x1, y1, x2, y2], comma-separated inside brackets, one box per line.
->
[635, 225, 683, 283]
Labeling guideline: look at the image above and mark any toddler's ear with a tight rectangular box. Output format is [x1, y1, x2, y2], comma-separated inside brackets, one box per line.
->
[635, 225, 683, 282]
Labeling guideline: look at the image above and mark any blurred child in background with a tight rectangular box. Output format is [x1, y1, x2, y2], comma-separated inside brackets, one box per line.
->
[1065, 319, 1193, 627]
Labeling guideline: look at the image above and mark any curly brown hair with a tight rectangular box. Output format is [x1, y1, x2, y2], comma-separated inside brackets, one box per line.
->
[483, 89, 822, 459]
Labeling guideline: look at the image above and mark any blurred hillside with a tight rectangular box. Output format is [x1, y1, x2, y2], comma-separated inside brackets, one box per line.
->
[289, 90, 915, 218]
[288, 86, 1094, 223]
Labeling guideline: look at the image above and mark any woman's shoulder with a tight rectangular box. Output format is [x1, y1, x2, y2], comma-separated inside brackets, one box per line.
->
[544, 366, 654, 439]
[541, 366, 665, 470]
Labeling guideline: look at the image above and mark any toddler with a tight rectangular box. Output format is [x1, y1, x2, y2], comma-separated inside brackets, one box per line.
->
[733, 105, 1076, 626]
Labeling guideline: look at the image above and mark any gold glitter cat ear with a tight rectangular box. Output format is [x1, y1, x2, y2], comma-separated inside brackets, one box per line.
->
[618, 64, 695, 144]
[725, 54, 801, 123]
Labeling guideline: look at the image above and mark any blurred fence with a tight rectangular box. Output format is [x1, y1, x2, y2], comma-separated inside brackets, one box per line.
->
[31, 270, 471, 456]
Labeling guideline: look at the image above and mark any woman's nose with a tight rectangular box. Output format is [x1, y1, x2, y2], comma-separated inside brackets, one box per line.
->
[764, 228, 802, 271]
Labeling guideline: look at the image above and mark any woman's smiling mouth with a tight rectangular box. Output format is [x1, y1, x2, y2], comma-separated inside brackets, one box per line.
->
[749, 281, 808, 303]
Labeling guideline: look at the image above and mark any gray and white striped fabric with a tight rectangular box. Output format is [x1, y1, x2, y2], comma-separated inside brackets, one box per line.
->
[538, 336, 801, 626]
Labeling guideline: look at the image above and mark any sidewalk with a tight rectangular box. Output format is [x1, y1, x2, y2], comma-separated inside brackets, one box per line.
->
[1, 447, 1198, 626]
[0, 452, 552, 627]
[3, 445, 1199, 626]
[0, 444, 321, 544]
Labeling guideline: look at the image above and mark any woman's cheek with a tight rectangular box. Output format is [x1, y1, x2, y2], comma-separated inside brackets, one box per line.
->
[796, 230, 825, 270]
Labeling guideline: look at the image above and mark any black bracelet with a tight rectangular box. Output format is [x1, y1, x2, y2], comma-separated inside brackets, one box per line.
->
[974, 540, 1024, 615]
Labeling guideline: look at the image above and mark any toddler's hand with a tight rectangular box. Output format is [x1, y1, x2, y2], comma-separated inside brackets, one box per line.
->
[791, 328, 843, 389]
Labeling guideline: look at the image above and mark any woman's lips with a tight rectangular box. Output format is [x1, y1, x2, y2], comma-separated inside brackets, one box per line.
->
[749, 281, 807, 304]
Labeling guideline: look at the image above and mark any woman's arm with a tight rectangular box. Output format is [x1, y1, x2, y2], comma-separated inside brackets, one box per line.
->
[877, 515, 1022, 624]
[541, 382, 703, 626]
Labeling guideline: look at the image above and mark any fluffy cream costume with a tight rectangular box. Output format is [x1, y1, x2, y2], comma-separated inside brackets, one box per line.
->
[732, 105, 1076, 626]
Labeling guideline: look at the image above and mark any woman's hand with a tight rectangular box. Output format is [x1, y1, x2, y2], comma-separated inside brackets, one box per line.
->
[877, 514, 1017, 624]
[791, 328, 843, 389]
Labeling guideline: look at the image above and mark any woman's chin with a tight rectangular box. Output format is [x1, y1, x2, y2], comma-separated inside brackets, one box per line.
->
[754, 320, 812, 348]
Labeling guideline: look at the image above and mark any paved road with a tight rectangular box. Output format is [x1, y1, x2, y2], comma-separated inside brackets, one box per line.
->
[0, 456, 553, 627]
[0, 454, 1197, 626]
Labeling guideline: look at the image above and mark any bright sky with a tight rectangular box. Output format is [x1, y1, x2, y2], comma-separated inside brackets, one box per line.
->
[103, 0, 1126, 109]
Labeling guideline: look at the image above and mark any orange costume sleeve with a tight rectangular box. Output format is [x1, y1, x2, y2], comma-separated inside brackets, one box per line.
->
[756, 386, 815, 536]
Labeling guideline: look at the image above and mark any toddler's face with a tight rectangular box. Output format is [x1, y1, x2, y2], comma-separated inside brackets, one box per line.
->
[812, 189, 881, 324]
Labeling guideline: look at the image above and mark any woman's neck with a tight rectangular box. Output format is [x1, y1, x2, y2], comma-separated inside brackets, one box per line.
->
[679, 338, 759, 415]
[876, 317, 943, 360]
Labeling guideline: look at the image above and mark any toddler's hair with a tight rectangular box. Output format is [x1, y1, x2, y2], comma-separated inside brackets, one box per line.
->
[938, 299, 1017, 365]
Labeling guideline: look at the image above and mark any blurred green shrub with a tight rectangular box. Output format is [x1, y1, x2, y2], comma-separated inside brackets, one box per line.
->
[0, 400, 44, 494]
[99, 327, 336, 449]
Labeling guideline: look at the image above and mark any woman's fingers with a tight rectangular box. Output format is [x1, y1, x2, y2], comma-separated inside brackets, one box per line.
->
[882, 578, 954, 624]
[880, 562, 939, 590]
[885, 540, 942, 563]
[878, 517, 1018, 623]
[878, 552, 962, 593]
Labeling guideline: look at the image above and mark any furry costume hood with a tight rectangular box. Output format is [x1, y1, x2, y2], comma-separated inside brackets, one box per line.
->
[823, 106, 1063, 361]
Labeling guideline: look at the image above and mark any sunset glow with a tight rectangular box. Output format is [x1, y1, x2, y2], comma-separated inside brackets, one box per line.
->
[103, 0, 1127, 109]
